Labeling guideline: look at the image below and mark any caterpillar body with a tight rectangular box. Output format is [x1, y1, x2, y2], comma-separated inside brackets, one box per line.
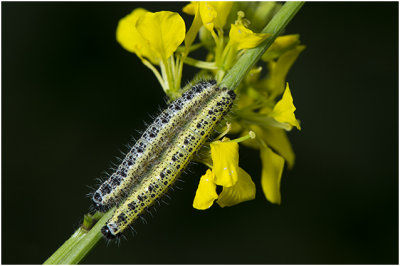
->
[92, 80, 218, 212]
[101, 86, 236, 239]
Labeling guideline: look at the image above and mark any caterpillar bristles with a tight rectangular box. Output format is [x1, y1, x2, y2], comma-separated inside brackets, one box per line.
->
[173, 183, 184, 191]
[108, 167, 117, 173]
[160, 199, 170, 206]
[139, 215, 147, 225]
[128, 224, 137, 232]
[163, 193, 173, 201]
[116, 235, 124, 246]
[95, 177, 104, 183]
[149, 203, 159, 214]
[128, 225, 137, 238]
[109, 161, 119, 168]
[100, 170, 109, 176]
[175, 178, 186, 184]
[146, 209, 154, 218]
[88, 205, 95, 214]
[91, 81, 219, 213]
[86, 189, 96, 201]
[154, 198, 162, 207]
[92, 81, 235, 241]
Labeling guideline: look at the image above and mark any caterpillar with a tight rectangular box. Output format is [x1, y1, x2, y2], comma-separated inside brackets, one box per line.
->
[101, 86, 236, 239]
[92, 80, 218, 212]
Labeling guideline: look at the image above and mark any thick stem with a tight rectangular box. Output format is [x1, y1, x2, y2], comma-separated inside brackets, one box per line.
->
[43, 208, 115, 265]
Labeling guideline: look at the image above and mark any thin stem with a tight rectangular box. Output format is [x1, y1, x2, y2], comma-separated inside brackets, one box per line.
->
[176, 42, 204, 54]
[176, 53, 184, 90]
[215, 123, 232, 140]
[43, 2, 304, 264]
[165, 57, 175, 93]
[159, 60, 169, 90]
[142, 59, 167, 92]
[169, 54, 176, 90]
[183, 57, 218, 70]
[230, 131, 256, 143]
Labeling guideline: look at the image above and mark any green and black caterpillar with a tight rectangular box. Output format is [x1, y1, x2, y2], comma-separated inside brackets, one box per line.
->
[91, 80, 236, 239]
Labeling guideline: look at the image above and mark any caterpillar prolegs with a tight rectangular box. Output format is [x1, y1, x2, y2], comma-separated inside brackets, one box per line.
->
[92, 80, 217, 211]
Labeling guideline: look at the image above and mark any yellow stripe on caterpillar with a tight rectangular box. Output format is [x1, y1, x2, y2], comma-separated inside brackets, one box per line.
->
[101, 87, 236, 239]
[92, 80, 218, 212]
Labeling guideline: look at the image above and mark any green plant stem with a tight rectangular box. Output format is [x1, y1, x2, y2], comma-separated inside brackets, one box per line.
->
[183, 56, 218, 70]
[43, 2, 304, 264]
[220, 1, 304, 90]
[43, 208, 115, 265]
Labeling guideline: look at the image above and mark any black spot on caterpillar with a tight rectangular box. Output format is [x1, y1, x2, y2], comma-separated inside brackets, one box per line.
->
[101, 86, 236, 239]
[92, 80, 218, 212]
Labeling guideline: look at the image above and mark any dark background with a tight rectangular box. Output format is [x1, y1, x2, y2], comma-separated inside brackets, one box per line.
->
[2, 2, 398, 264]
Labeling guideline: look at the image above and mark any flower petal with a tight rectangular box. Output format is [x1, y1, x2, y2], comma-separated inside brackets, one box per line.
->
[265, 44, 305, 96]
[116, 8, 149, 54]
[261, 126, 295, 169]
[270, 83, 301, 130]
[262, 34, 300, 62]
[210, 2, 233, 30]
[193, 170, 218, 210]
[136, 11, 186, 62]
[242, 125, 295, 169]
[184, 3, 203, 53]
[229, 24, 270, 50]
[199, 2, 233, 32]
[210, 141, 239, 187]
[199, 2, 217, 32]
[216, 167, 256, 207]
[260, 146, 285, 205]
[182, 2, 196, 15]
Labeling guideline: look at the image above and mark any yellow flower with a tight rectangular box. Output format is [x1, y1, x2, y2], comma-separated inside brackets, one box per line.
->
[116, 8, 150, 56]
[184, 2, 233, 32]
[193, 140, 256, 210]
[264, 43, 306, 97]
[183, 1, 232, 51]
[260, 145, 285, 204]
[217, 167, 256, 207]
[210, 141, 239, 187]
[262, 34, 301, 62]
[270, 83, 301, 130]
[182, 2, 202, 53]
[182, 2, 197, 16]
[239, 125, 291, 205]
[136, 11, 185, 62]
[192, 170, 218, 210]
[116, 10, 185, 64]
[232, 84, 300, 206]
[216, 15, 270, 72]
[198, 1, 233, 33]
[229, 24, 270, 50]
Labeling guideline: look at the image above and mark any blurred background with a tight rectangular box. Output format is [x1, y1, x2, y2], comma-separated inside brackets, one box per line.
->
[2, 2, 398, 264]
